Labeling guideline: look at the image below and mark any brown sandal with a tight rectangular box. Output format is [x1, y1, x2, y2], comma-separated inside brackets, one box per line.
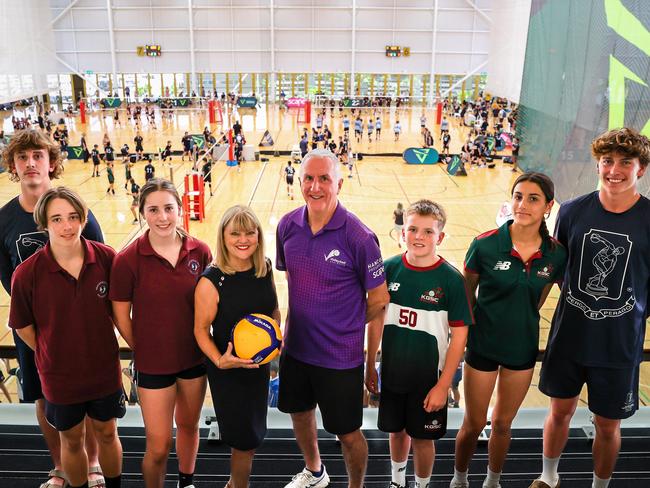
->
[88, 465, 106, 488]
[39, 469, 68, 488]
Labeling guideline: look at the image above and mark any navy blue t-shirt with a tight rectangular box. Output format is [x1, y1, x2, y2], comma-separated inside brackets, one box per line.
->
[0, 196, 104, 294]
[547, 192, 650, 368]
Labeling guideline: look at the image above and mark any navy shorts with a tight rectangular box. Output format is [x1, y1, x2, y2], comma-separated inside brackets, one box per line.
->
[278, 353, 363, 435]
[12, 330, 43, 402]
[539, 350, 639, 420]
[466, 348, 536, 372]
[45, 389, 126, 432]
[207, 361, 269, 451]
[378, 384, 448, 440]
[135, 363, 206, 390]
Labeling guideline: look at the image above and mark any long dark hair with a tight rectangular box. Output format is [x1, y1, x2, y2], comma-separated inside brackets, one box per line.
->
[511, 172, 555, 249]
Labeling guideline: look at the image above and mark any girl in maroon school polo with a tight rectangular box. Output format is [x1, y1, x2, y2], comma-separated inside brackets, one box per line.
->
[109, 179, 211, 487]
[110, 229, 211, 373]
[109, 194, 212, 374]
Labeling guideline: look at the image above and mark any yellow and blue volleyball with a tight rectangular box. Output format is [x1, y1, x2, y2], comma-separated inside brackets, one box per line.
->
[232, 313, 282, 364]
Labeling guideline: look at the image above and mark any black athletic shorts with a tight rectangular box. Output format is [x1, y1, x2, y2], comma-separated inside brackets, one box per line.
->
[12, 330, 43, 402]
[286, 176, 294, 185]
[278, 353, 363, 435]
[45, 389, 126, 432]
[539, 349, 639, 420]
[207, 360, 269, 451]
[378, 384, 448, 440]
[135, 363, 206, 390]
[465, 348, 536, 372]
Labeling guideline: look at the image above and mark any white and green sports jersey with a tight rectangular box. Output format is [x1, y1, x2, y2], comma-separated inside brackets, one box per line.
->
[381, 253, 473, 394]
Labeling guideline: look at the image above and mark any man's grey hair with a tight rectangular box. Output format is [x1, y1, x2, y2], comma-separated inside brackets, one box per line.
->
[299, 148, 342, 181]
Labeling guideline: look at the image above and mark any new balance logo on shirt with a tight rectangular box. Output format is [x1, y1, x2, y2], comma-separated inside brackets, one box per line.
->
[493, 261, 511, 270]
[388, 282, 401, 292]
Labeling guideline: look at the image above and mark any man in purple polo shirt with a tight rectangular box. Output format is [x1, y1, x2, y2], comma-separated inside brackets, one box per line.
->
[276, 148, 390, 488]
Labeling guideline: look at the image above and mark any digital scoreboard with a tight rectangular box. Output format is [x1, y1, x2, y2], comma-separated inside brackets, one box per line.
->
[145, 44, 162, 57]
[385, 45, 401, 57]
[385, 46, 410, 57]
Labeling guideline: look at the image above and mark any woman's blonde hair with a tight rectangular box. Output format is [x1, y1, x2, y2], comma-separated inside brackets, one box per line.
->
[33, 186, 88, 232]
[214, 205, 269, 278]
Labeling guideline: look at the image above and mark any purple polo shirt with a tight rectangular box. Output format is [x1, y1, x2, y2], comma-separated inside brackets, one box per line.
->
[276, 203, 385, 369]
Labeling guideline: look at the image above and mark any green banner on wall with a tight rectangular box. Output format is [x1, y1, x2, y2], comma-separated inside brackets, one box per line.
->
[66, 146, 86, 160]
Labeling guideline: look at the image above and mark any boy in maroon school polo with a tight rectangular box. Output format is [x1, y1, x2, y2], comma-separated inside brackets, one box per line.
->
[109, 230, 212, 374]
[9, 238, 122, 405]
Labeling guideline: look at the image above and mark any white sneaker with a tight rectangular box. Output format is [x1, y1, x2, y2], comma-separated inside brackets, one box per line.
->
[449, 479, 469, 488]
[284, 466, 330, 488]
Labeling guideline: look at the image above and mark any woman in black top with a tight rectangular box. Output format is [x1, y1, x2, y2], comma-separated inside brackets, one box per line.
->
[194, 205, 280, 488]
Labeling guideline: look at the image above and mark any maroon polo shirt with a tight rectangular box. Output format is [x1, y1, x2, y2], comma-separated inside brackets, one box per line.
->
[109, 231, 212, 374]
[9, 238, 122, 405]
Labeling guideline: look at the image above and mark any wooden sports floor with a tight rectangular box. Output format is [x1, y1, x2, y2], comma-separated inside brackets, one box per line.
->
[1, 103, 649, 410]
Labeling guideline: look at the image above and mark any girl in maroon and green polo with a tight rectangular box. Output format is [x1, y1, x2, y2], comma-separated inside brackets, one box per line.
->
[450, 173, 567, 488]
[10, 187, 124, 488]
[110, 178, 212, 488]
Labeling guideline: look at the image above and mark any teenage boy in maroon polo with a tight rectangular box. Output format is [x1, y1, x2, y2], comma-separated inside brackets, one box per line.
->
[9, 187, 124, 488]
[276, 149, 390, 488]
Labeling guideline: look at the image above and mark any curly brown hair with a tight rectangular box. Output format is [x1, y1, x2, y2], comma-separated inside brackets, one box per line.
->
[1, 129, 64, 182]
[591, 127, 650, 168]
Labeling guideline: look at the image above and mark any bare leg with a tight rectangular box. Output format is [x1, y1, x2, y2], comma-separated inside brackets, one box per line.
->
[174, 376, 207, 474]
[138, 385, 176, 488]
[338, 429, 367, 488]
[290, 410, 321, 472]
[592, 415, 621, 479]
[453, 365, 498, 472]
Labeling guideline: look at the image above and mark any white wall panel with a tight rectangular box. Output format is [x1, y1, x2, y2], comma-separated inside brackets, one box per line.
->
[314, 31, 350, 51]
[437, 10, 476, 30]
[76, 0, 105, 7]
[395, 10, 433, 30]
[486, 0, 530, 102]
[314, 9, 352, 27]
[55, 31, 76, 48]
[436, 32, 473, 52]
[195, 31, 234, 50]
[76, 32, 111, 51]
[234, 31, 269, 50]
[71, 8, 109, 28]
[113, 9, 153, 29]
[356, 31, 395, 51]
[275, 31, 312, 50]
[76, 53, 112, 72]
[356, 10, 393, 30]
[392, 32, 432, 51]
[52, 12, 73, 29]
[115, 32, 152, 51]
[153, 9, 189, 29]
[194, 9, 232, 28]
[43, 0, 495, 79]
[152, 31, 191, 50]
[233, 9, 270, 28]
[274, 8, 314, 28]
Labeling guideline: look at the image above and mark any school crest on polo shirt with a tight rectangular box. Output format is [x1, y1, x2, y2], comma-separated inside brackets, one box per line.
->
[96, 281, 108, 298]
[187, 259, 200, 275]
[566, 229, 634, 320]
[15, 231, 47, 263]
